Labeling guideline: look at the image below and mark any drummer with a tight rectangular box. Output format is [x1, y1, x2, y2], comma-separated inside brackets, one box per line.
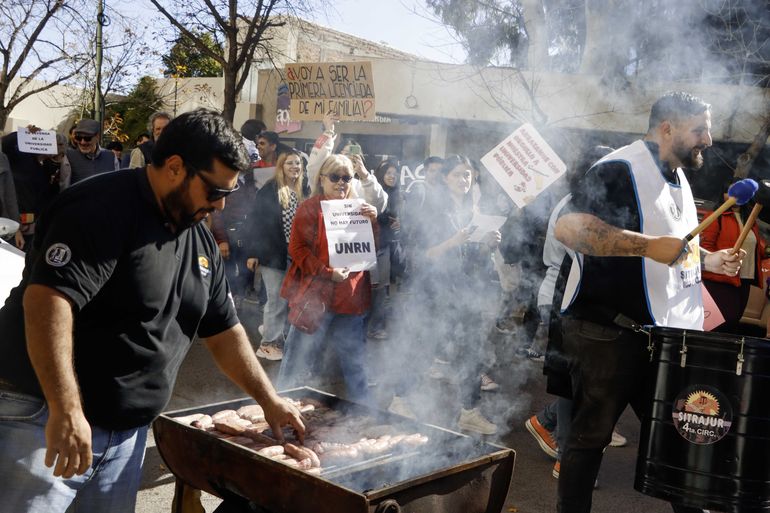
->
[553, 91, 743, 513]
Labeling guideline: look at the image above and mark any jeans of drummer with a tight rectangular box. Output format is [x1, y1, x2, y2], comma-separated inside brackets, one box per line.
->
[277, 312, 371, 405]
[0, 389, 148, 513]
[260, 266, 289, 343]
[556, 318, 703, 513]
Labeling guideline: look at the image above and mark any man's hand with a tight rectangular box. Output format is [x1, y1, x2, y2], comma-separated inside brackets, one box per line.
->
[246, 257, 259, 272]
[218, 241, 230, 259]
[481, 230, 502, 249]
[14, 230, 25, 249]
[262, 394, 306, 444]
[704, 248, 744, 275]
[331, 267, 350, 282]
[45, 408, 93, 478]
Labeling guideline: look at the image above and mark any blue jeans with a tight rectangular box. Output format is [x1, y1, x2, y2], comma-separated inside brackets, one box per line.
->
[277, 312, 371, 405]
[0, 390, 148, 513]
[260, 266, 289, 342]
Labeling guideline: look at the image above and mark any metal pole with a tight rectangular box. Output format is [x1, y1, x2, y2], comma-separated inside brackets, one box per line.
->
[94, 0, 104, 133]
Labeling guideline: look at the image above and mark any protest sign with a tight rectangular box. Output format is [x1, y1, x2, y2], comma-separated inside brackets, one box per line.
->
[285, 62, 375, 121]
[17, 128, 57, 155]
[480, 123, 566, 209]
[320, 199, 376, 272]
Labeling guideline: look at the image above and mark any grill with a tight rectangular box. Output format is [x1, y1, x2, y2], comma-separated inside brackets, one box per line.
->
[153, 387, 515, 513]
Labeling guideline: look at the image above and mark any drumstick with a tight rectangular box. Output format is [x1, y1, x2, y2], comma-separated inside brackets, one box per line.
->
[731, 203, 762, 254]
[683, 179, 758, 243]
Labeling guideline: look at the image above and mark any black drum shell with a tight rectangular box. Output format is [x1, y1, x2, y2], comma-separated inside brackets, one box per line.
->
[635, 326, 770, 512]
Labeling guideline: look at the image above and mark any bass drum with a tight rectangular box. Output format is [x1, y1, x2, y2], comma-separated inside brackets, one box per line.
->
[635, 326, 770, 512]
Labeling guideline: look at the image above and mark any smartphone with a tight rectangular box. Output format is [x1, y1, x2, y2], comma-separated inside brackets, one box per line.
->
[348, 144, 362, 155]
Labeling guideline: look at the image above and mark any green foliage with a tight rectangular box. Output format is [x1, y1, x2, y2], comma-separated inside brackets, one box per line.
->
[162, 32, 223, 78]
[107, 77, 164, 144]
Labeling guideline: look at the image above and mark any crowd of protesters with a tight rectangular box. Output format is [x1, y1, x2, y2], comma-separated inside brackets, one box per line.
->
[1, 96, 766, 512]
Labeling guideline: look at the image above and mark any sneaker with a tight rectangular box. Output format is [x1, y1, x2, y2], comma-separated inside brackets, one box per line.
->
[428, 360, 459, 384]
[610, 429, 627, 447]
[495, 318, 517, 334]
[526, 348, 545, 362]
[480, 373, 500, 392]
[553, 461, 598, 488]
[388, 396, 416, 419]
[458, 408, 497, 435]
[525, 416, 558, 459]
[367, 329, 388, 340]
[256, 344, 283, 361]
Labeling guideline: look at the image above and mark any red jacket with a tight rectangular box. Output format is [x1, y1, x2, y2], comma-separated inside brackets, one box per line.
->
[700, 208, 765, 287]
[280, 195, 377, 315]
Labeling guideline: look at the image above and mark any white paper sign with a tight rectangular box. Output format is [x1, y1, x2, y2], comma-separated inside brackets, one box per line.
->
[0, 239, 25, 303]
[252, 166, 276, 190]
[467, 211, 507, 242]
[320, 199, 376, 272]
[17, 128, 57, 155]
[480, 123, 567, 208]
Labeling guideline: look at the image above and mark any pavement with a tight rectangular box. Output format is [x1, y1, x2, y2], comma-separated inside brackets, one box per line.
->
[136, 298, 676, 513]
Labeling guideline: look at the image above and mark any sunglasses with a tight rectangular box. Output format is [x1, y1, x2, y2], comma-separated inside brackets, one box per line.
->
[73, 134, 95, 142]
[198, 172, 240, 201]
[322, 173, 353, 183]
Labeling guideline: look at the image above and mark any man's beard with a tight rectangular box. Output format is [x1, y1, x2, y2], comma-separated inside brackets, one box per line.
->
[673, 140, 705, 170]
[163, 181, 212, 231]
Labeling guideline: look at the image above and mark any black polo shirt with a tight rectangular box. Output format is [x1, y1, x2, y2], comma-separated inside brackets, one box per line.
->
[559, 141, 679, 326]
[0, 168, 238, 430]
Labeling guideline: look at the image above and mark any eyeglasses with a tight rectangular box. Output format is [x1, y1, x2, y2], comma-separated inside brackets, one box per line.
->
[322, 174, 353, 183]
[73, 134, 95, 142]
[197, 172, 240, 202]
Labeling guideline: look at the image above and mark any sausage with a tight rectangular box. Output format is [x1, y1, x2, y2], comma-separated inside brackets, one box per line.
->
[211, 409, 239, 422]
[237, 405, 265, 422]
[401, 433, 429, 446]
[172, 413, 204, 425]
[257, 445, 285, 458]
[284, 443, 321, 468]
[214, 416, 251, 435]
[191, 415, 213, 430]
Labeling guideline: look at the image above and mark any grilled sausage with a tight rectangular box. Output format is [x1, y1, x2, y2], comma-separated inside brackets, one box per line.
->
[172, 413, 205, 425]
[284, 443, 321, 468]
[211, 409, 239, 422]
[237, 405, 265, 422]
[214, 416, 251, 435]
[257, 445, 285, 458]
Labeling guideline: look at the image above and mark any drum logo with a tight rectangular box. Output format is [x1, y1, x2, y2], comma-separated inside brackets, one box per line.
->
[671, 385, 732, 445]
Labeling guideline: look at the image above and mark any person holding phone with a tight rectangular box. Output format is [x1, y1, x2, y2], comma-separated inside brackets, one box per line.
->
[391, 155, 501, 433]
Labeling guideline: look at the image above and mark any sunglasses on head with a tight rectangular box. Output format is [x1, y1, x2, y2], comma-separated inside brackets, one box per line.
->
[323, 173, 353, 183]
[197, 171, 240, 201]
[73, 134, 95, 142]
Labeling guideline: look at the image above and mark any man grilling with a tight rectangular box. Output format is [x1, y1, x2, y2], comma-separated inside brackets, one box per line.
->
[553, 91, 742, 513]
[0, 109, 305, 512]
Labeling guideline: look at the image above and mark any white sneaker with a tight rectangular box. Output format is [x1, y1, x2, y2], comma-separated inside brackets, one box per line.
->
[388, 396, 416, 419]
[256, 344, 283, 361]
[610, 429, 627, 447]
[480, 373, 499, 392]
[457, 408, 497, 435]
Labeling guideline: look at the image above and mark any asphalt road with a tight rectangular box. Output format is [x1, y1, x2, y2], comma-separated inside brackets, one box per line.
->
[136, 299, 677, 513]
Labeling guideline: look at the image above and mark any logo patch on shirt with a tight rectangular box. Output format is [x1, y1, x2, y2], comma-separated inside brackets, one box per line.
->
[45, 243, 71, 267]
[198, 255, 211, 277]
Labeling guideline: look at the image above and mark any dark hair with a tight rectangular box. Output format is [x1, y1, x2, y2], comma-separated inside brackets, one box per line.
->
[135, 132, 151, 144]
[240, 119, 266, 141]
[374, 159, 400, 191]
[440, 154, 473, 175]
[258, 131, 280, 146]
[106, 141, 123, 151]
[569, 145, 614, 191]
[648, 92, 711, 131]
[151, 108, 250, 175]
[423, 156, 444, 169]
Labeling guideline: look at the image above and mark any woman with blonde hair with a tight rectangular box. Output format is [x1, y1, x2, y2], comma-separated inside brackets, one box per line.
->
[246, 149, 308, 360]
[278, 155, 378, 404]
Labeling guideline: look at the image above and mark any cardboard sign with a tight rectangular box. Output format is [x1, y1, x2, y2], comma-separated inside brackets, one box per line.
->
[467, 211, 507, 242]
[285, 62, 375, 121]
[320, 199, 376, 272]
[480, 124, 566, 208]
[17, 128, 57, 154]
[275, 83, 302, 134]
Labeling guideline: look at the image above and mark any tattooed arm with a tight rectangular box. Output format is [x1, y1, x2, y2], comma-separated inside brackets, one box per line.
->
[554, 212, 686, 264]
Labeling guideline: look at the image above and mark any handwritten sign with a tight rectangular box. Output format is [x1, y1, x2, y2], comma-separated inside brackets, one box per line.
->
[320, 199, 376, 271]
[17, 128, 57, 154]
[480, 124, 566, 208]
[285, 62, 375, 121]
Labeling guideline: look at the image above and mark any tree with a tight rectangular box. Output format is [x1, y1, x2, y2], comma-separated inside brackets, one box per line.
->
[107, 76, 164, 143]
[0, 0, 89, 130]
[148, 0, 312, 122]
[162, 32, 223, 78]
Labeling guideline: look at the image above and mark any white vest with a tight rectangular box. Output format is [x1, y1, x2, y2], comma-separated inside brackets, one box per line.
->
[562, 140, 703, 329]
